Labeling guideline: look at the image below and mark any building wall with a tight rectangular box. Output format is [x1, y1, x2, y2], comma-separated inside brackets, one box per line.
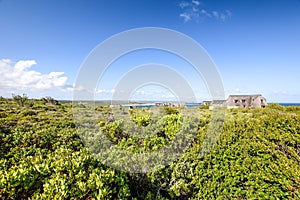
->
[252, 96, 267, 108]
[225, 95, 267, 108]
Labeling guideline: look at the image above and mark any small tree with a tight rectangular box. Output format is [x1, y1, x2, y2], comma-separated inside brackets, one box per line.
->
[46, 96, 60, 105]
[12, 93, 28, 107]
[0, 96, 6, 103]
[41, 96, 60, 105]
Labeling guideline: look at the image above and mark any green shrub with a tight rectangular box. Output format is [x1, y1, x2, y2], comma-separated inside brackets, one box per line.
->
[1, 97, 300, 199]
[21, 110, 37, 116]
[162, 106, 179, 115]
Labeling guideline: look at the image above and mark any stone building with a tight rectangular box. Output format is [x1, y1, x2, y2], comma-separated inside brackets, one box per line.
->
[203, 94, 267, 109]
[226, 94, 267, 108]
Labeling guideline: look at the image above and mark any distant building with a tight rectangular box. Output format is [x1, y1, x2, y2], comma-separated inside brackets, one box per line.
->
[226, 94, 267, 108]
[155, 102, 185, 108]
[206, 100, 227, 109]
[212, 100, 227, 107]
[203, 94, 267, 109]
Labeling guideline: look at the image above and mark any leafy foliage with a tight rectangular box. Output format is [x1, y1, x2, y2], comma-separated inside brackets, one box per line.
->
[162, 106, 180, 115]
[0, 98, 300, 199]
[12, 93, 28, 107]
[129, 108, 151, 127]
[0, 98, 130, 199]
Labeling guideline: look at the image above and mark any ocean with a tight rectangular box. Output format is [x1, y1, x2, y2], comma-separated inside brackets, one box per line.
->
[279, 103, 300, 106]
[121, 102, 201, 109]
[121, 102, 300, 109]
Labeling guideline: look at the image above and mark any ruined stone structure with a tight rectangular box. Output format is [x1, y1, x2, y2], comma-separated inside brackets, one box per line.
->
[226, 94, 267, 108]
[203, 94, 267, 109]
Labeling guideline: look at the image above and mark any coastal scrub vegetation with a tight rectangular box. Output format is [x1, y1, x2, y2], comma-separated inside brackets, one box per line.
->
[0, 97, 300, 199]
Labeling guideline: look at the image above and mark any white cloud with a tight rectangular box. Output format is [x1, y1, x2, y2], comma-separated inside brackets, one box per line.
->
[179, 1, 190, 8]
[14, 60, 36, 72]
[234, 88, 242, 93]
[180, 13, 192, 22]
[192, 7, 199, 12]
[96, 89, 115, 94]
[225, 10, 232, 17]
[130, 89, 178, 101]
[212, 11, 219, 18]
[0, 59, 68, 91]
[200, 9, 211, 17]
[192, 0, 200, 6]
[220, 13, 226, 21]
[179, 1, 232, 22]
[49, 72, 65, 77]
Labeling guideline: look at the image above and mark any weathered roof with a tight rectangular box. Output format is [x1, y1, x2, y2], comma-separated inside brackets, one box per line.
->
[212, 100, 226, 104]
[228, 94, 262, 98]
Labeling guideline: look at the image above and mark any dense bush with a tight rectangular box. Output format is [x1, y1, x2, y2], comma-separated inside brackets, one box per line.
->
[0, 99, 130, 199]
[0, 98, 299, 199]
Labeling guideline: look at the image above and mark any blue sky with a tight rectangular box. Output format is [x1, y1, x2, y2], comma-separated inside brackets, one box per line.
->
[0, 0, 300, 102]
